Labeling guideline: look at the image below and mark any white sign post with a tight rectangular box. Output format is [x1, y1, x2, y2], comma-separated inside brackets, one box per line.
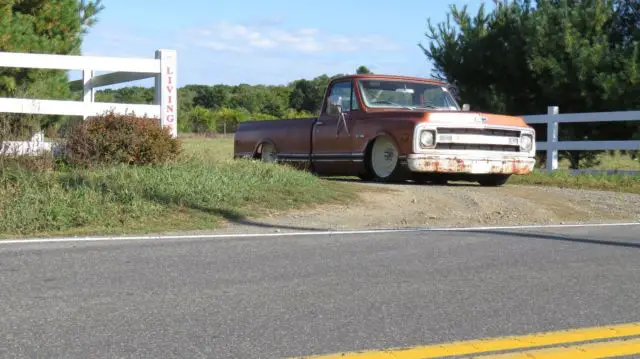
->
[155, 49, 178, 138]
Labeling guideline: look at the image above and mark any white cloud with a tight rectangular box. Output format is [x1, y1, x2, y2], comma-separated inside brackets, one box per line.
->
[80, 20, 419, 86]
[186, 21, 401, 55]
[196, 41, 247, 53]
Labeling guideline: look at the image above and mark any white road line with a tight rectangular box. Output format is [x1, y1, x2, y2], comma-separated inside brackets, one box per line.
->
[0, 222, 639, 245]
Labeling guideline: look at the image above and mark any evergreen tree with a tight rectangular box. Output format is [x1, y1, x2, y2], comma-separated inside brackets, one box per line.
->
[421, 0, 640, 168]
[0, 0, 103, 134]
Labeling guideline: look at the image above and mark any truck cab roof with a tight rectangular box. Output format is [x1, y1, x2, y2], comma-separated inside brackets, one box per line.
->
[329, 74, 448, 86]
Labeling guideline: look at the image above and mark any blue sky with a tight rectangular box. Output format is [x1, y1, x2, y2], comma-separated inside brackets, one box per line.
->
[80, 0, 494, 87]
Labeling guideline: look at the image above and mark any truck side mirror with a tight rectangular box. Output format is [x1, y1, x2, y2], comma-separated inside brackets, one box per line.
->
[462, 104, 470, 111]
[327, 95, 343, 115]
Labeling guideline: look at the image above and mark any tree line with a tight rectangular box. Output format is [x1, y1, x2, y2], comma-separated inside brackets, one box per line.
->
[1, 0, 639, 168]
[93, 67, 374, 134]
[421, 0, 640, 168]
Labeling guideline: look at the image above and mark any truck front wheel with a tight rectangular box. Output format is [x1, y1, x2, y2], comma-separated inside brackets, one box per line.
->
[368, 136, 403, 182]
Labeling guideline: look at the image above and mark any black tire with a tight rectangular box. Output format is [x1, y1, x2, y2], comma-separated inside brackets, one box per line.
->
[259, 142, 277, 163]
[412, 173, 448, 185]
[357, 172, 375, 182]
[431, 176, 448, 186]
[477, 174, 511, 187]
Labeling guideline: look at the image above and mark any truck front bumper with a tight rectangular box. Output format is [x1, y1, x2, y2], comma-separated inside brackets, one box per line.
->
[406, 153, 536, 175]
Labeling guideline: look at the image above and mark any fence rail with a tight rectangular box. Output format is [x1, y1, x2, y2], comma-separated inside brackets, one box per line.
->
[522, 106, 640, 172]
[0, 49, 177, 140]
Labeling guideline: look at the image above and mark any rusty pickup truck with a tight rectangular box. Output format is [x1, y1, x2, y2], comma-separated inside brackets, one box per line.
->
[233, 74, 536, 186]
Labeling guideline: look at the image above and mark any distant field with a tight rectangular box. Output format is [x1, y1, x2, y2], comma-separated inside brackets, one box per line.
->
[180, 136, 235, 164]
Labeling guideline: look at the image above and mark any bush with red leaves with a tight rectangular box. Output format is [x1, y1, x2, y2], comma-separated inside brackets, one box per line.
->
[62, 111, 181, 167]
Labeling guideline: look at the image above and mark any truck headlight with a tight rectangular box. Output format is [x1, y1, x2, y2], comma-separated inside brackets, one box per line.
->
[420, 130, 436, 148]
[520, 133, 533, 152]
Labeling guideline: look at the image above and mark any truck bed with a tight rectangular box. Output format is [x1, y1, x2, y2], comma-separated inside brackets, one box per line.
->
[233, 117, 317, 159]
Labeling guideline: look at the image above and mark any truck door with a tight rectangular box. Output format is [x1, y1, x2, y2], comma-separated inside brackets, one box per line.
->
[312, 80, 358, 175]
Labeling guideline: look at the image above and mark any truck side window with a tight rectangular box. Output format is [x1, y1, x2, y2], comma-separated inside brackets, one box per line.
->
[326, 81, 358, 113]
[350, 84, 360, 111]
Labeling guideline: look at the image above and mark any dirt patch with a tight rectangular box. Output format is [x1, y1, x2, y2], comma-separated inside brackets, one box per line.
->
[214, 181, 640, 234]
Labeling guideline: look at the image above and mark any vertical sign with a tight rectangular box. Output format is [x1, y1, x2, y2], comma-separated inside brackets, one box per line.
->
[155, 49, 178, 137]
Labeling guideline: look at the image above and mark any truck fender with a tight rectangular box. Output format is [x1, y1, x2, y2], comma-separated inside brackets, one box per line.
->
[253, 139, 278, 159]
[364, 131, 404, 160]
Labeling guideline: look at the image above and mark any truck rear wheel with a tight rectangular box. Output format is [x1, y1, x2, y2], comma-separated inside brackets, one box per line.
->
[368, 136, 403, 182]
[260, 142, 277, 163]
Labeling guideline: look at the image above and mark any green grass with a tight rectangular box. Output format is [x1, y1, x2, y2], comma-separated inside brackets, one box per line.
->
[511, 170, 640, 194]
[512, 151, 640, 193]
[1, 135, 639, 237]
[0, 136, 356, 238]
[550, 151, 640, 171]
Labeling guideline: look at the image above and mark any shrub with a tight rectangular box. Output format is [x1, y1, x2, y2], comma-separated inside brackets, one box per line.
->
[61, 110, 181, 167]
[213, 107, 250, 133]
[182, 106, 216, 134]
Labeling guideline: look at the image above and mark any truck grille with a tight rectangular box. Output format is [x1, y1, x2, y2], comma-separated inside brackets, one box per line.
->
[435, 143, 519, 152]
[436, 127, 521, 138]
[434, 126, 523, 152]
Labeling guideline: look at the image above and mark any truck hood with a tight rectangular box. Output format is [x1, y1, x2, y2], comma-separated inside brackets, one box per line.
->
[425, 111, 529, 128]
[366, 109, 530, 128]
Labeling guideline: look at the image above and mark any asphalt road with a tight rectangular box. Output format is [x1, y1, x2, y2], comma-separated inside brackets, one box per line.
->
[1, 224, 640, 358]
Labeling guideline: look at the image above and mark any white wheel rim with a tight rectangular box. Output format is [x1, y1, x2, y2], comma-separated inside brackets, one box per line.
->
[371, 137, 398, 178]
[261, 143, 277, 162]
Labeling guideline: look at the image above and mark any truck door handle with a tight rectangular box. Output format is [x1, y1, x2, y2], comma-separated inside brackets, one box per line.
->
[316, 121, 324, 126]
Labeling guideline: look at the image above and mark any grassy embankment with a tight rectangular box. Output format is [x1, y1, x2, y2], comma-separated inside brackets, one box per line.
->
[510, 152, 640, 193]
[1, 136, 639, 237]
[183, 137, 640, 195]
[0, 137, 357, 238]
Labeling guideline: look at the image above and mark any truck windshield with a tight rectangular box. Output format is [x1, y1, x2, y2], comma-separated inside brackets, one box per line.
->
[358, 79, 460, 110]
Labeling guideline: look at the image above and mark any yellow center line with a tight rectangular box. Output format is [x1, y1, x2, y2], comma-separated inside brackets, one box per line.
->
[294, 322, 640, 359]
[470, 337, 640, 358]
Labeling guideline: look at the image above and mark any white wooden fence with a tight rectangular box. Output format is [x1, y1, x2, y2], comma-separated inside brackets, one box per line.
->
[0, 49, 177, 143]
[523, 106, 640, 172]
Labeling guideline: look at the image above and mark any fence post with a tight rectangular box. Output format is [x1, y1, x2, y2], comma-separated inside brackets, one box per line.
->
[547, 106, 559, 171]
[155, 49, 178, 138]
[82, 68, 94, 120]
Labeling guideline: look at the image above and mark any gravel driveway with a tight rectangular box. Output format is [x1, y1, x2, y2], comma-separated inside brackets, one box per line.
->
[218, 181, 640, 233]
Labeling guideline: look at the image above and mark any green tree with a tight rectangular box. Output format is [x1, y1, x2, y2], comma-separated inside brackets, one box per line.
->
[356, 65, 373, 74]
[260, 85, 291, 117]
[181, 106, 215, 133]
[230, 84, 265, 113]
[213, 107, 250, 134]
[288, 75, 332, 114]
[610, 0, 640, 46]
[190, 84, 231, 110]
[95, 86, 154, 104]
[0, 0, 103, 135]
[421, 0, 640, 169]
